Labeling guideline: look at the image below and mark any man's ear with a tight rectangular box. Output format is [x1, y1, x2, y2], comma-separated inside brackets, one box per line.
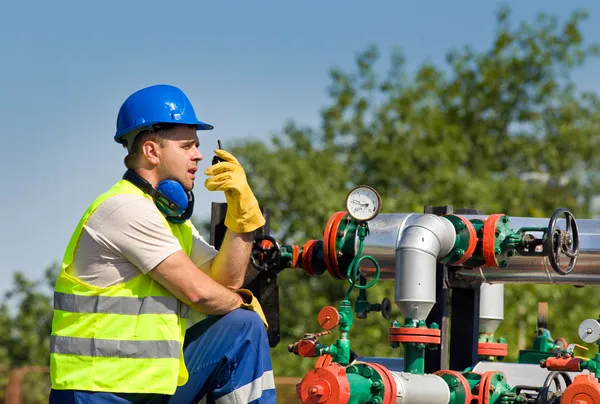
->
[141, 140, 161, 165]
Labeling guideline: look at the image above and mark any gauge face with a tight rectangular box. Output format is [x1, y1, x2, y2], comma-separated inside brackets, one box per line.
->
[345, 186, 382, 221]
[579, 318, 600, 344]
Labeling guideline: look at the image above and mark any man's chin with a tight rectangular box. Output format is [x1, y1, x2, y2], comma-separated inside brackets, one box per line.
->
[184, 182, 194, 192]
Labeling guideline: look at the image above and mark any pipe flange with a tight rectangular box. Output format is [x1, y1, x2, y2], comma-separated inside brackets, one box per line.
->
[323, 212, 347, 280]
[363, 362, 397, 404]
[389, 326, 442, 345]
[297, 362, 351, 404]
[302, 240, 317, 276]
[291, 244, 301, 268]
[442, 215, 479, 265]
[482, 214, 505, 268]
[434, 370, 473, 404]
[477, 342, 508, 358]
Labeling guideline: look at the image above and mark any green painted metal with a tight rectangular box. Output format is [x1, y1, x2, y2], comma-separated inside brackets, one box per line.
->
[443, 214, 548, 268]
[392, 318, 440, 375]
[404, 342, 426, 375]
[581, 351, 600, 379]
[459, 372, 526, 404]
[440, 215, 472, 265]
[456, 218, 486, 268]
[350, 223, 383, 319]
[462, 372, 481, 394]
[346, 363, 387, 404]
[437, 372, 470, 404]
[335, 214, 359, 279]
[532, 328, 559, 352]
[485, 372, 516, 403]
[354, 288, 371, 319]
[317, 299, 355, 365]
[516, 349, 556, 364]
[460, 216, 527, 268]
[345, 223, 380, 300]
[517, 328, 561, 364]
[278, 245, 295, 268]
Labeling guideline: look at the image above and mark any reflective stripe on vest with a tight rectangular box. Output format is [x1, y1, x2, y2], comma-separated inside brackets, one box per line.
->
[54, 292, 188, 317]
[50, 179, 193, 395]
[50, 336, 181, 359]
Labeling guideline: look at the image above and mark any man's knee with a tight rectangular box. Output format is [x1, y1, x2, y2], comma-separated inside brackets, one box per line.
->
[225, 308, 266, 335]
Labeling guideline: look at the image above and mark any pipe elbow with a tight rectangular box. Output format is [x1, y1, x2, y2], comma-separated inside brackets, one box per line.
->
[397, 214, 457, 260]
[394, 214, 457, 321]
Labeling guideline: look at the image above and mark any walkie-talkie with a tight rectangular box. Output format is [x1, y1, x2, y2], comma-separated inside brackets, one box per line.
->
[212, 140, 224, 165]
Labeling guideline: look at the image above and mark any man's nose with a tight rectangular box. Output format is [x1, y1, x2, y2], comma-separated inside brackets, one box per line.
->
[193, 147, 203, 161]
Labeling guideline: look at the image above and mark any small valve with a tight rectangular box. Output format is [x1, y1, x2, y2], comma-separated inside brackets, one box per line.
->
[373, 297, 392, 319]
[288, 331, 332, 357]
[355, 296, 393, 319]
[318, 306, 340, 330]
[250, 235, 283, 272]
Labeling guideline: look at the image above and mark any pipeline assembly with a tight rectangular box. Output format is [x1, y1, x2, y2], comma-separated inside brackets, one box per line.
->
[237, 184, 600, 403]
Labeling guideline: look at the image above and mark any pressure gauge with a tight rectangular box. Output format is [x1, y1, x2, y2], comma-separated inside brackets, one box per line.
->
[579, 318, 600, 344]
[345, 185, 382, 222]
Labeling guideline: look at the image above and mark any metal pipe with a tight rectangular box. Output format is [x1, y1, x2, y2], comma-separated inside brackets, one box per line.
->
[394, 214, 456, 321]
[479, 283, 504, 334]
[390, 372, 450, 404]
[454, 215, 600, 285]
[472, 361, 590, 389]
[358, 213, 600, 286]
[354, 213, 417, 277]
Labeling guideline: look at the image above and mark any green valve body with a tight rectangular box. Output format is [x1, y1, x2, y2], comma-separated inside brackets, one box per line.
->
[346, 364, 387, 404]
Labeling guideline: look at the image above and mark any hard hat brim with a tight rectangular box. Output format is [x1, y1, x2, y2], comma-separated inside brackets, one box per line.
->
[114, 120, 214, 145]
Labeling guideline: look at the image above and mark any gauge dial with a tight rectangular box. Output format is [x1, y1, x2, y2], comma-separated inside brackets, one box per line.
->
[345, 185, 382, 221]
[579, 318, 600, 343]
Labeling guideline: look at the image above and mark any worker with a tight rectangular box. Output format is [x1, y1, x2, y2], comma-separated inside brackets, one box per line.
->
[48, 84, 276, 403]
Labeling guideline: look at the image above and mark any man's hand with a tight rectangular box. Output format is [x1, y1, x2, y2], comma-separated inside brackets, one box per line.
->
[237, 288, 269, 330]
[204, 150, 265, 234]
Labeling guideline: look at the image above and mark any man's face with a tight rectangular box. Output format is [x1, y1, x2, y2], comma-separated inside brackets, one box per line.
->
[155, 125, 202, 191]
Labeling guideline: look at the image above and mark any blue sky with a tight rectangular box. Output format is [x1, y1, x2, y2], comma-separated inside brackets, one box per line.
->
[2, 0, 600, 296]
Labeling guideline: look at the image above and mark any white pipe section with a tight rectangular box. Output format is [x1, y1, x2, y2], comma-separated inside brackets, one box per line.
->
[394, 214, 457, 321]
[391, 372, 450, 404]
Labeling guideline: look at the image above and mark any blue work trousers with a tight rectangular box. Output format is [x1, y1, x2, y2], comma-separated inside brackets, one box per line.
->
[49, 308, 276, 404]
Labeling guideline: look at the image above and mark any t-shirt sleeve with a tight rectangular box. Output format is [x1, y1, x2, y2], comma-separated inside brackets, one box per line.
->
[189, 223, 218, 269]
[96, 196, 183, 273]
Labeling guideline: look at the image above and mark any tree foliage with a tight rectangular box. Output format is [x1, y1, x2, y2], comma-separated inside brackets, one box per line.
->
[2, 5, 600, 400]
[0, 264, 57, 403]
[229, 7, 600, 376]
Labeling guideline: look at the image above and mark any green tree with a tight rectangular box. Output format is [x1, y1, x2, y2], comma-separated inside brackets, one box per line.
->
[0, 263, 58, 403]
[229, 6, 600, 377]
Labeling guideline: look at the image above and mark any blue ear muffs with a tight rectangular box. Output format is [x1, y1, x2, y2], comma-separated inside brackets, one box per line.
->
[123, 169, 194, 224]
[155, 179, 194, 221]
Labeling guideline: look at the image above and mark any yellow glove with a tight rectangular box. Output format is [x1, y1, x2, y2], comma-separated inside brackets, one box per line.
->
[237, 288, 269, 330]
[204, 149, 266, 234]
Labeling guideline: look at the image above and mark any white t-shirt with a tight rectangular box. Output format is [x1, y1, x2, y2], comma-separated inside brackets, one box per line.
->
[68, 193, 218, 287]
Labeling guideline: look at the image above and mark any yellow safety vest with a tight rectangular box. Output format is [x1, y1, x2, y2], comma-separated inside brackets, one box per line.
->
[50, 179, 193, 395]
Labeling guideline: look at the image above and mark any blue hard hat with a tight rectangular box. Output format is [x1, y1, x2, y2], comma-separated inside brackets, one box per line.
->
[114, 84, 213, 145]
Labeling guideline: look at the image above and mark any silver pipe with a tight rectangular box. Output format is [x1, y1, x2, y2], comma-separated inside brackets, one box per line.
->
[391, 372, 450, 404]
[454, 216, 600, 285]
[354, 213, 418, 277]
[479, 283, 504, 334]
[358, 213, 600, 286]
[394, 214, 456, 321]
[472, 361, 589, 389]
